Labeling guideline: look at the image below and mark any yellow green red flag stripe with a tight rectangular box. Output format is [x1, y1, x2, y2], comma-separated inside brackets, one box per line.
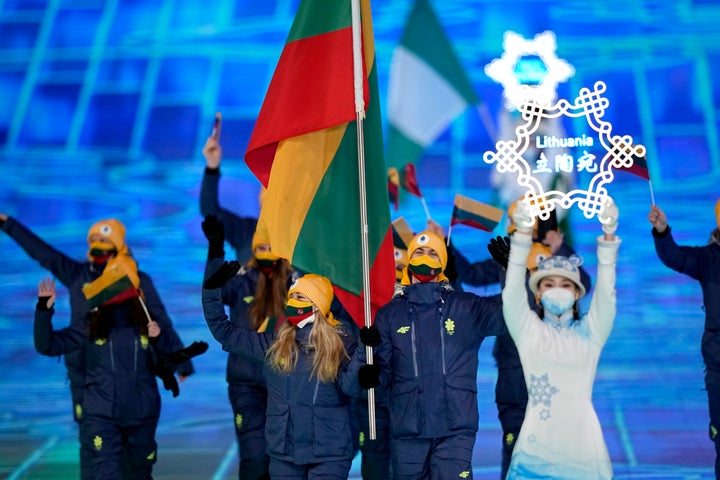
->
[451, 194, 505, 232]
[245, 0, 394, 325]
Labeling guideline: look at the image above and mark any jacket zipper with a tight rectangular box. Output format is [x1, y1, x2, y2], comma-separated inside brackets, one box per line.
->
[439, 298, 446, 375]
[109, 339, 115, 372]
[410, 307, 418, 378]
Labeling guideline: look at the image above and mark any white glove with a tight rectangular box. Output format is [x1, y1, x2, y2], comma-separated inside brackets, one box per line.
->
[598, 198, 619, 234]
[512, 199, 535, 233]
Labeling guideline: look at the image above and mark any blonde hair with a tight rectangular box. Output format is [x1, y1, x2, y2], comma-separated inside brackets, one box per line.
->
[266, 311, 349, 383]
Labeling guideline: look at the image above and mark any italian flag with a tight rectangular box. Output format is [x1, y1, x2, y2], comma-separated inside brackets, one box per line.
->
[386, 0, 479, 169]
[245, 0, 394, 326]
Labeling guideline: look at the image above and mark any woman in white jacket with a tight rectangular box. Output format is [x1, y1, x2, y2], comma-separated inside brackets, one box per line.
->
[502, 198, 620, 480]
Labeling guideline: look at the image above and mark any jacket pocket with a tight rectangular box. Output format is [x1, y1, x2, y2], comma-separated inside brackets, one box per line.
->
[312, 406, 352, 458]
[445, 375, 477, 430]
[390, 380, 420, 436]
[265, 402, 290, 456]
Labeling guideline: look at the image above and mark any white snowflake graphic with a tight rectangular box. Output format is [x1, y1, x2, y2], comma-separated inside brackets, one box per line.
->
[483, 80, 646, 221]
[485, 30, 574, 111]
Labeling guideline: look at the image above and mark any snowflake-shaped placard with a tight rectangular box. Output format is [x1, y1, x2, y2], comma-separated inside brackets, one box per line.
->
[483, 81, 646, 221]
[485, 30, 574, 111]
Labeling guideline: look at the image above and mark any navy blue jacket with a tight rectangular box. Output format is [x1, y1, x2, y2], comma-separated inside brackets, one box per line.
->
[200, 168, 257, 262]
[204, 256, 267, 387]
[372, 282, 505, 438]
[202, 286, 363, 464]
[34, 302, 176, 423]
[654, 227, 720, 369]
[1, 217, 194, 387]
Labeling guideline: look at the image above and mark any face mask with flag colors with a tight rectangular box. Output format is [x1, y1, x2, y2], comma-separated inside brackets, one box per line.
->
[285, 298, 315, 327]
[408, 254, 443, 283]
[255, 250, 280, 274]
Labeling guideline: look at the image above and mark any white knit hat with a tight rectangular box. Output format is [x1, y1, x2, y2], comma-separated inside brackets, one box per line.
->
[528, 255, 586, 298]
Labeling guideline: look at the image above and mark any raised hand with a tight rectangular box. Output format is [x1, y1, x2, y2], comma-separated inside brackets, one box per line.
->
[202, 135, 222, 169]
[203, 260, 241, 289]
[202, 215, 225, 259]
[487, 235, 511, 270]
[599, 198, 619, 236]
[512, 200, 535, 234]
[647, 205, 667, 233]
[37, 277, 56, 310]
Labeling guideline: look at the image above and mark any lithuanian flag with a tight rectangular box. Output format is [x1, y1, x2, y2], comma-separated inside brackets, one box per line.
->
[245, 0, 394, 326]
[451, 194, 504, 232]
[82, 254, 140, 310]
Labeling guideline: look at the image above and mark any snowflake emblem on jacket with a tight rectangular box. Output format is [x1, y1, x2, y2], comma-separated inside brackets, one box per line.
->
[528, 372, 558, 410]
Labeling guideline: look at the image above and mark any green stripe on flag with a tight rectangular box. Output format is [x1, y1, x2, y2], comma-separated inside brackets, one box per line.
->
[400, 0, 478, 105]
[293, 63, 389, 295]
[286, 2, 351, 43]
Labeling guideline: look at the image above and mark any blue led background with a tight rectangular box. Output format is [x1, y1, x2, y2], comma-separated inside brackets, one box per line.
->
[1, 1, 719, 478]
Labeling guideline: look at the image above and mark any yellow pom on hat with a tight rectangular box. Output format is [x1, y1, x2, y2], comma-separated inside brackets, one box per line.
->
[87, 218, 127, 254]
[715, 199, 720, 230]
[288, 274, 337, 325]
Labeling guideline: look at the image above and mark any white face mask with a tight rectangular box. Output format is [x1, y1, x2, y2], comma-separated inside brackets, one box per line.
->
[540, 287, 576, 316]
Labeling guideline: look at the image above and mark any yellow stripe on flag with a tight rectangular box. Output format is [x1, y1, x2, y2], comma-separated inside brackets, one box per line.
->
[259, 124, 347, 261]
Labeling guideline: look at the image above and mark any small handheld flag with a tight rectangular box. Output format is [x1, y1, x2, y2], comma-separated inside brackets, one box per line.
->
[212, 112, 222, 139]
[451, 194, 504, 232]
[388, 167, 400, 210]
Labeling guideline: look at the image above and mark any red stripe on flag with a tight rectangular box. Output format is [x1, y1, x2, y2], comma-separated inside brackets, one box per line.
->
[334, 228, 395, 327]
[246, 27, 367, 187]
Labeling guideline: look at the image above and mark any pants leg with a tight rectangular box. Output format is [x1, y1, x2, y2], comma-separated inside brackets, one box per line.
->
[268, 457, 306, 480]
[428, 432, 475, 480]
[229, 383, 270, 480]
[705, 368, 720, 479]
[122, 419, 158, 480]
[308, 459, 352, 480]
[391, 437, 432, 480]
[84, 414, 124, 480]
[355, 396, 391, 480]
[495, 364, 527, 480]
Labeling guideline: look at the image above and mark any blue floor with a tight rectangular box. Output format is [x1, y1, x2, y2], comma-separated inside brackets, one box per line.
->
[1, 0, 720, 478]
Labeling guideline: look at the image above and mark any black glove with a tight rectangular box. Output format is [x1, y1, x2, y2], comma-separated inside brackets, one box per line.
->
[155, 361, 180, 397]
[165, 341, 209, 365]
[203, 260, 241, 289]
[487, 235, 511, 270]
[535, 209, 558, 243]
[37, 295, 52, 311]
[359, 325, 381, 347]
[202, 215, 225, 259]
[358, 364, 381, 389]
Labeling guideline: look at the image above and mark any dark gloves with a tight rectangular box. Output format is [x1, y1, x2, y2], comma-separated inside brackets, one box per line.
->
[535, 209, 558, 243]
[202, 215, 225, 259]
[359, 325, 381, 347]
[203, 260, 241, 289]
[487, 235, 511, 270]
[165, 341, 209, 365]
[358, 364, 381, 389]
[155, 362, 180, 397]
[36, 296, 52, 311]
